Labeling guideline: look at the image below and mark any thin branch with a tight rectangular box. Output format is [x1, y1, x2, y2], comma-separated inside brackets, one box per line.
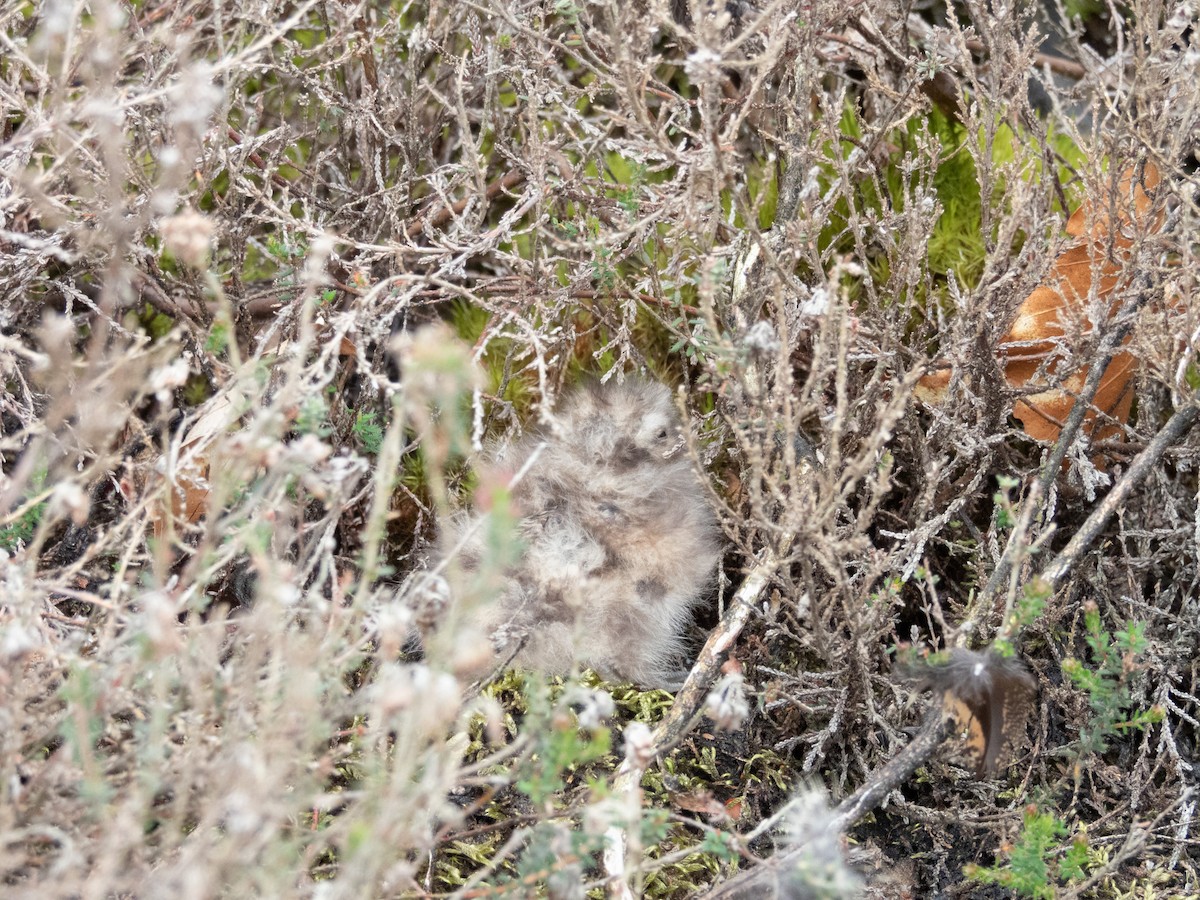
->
[1041, 402, 1199, 588]
[603, 529, 795, 897]
[704, 713, 949, 897]
[703, 402, 1198, 894]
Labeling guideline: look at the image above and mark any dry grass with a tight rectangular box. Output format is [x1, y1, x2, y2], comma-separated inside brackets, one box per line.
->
[1, 0, 1198, 896]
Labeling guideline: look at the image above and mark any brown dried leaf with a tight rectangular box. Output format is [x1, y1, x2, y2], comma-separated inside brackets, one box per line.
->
[919, 162, 1163, 450]
[1064, 161, 1162, 240]
[913, 366, 951, 405]
[1010, 347, 1137, 444]
[669, 788, 736, 823]
[1004, 162, 1161, 444]
[148, 390, 247, 542]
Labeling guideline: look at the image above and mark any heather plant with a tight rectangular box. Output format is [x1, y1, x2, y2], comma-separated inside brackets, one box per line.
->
[967, 806, 1089, 899]
[1063, 604, 1165, 757]
[1, 0, 1198, 896]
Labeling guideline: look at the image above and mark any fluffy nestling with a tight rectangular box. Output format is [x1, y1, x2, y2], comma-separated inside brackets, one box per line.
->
[442, 377, 722, 688]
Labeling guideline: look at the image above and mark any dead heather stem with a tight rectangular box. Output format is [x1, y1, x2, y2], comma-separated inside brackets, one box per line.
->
[0, 0, 1197, 896]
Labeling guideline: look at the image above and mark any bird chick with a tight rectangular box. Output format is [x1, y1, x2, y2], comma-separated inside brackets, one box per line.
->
[442, 378, 722, 688]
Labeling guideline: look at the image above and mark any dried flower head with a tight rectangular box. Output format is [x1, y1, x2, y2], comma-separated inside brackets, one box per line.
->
[160, 208, 215, 269]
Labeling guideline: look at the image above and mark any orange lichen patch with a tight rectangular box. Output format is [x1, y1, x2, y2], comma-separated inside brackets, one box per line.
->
[918, 162, 1164, 448]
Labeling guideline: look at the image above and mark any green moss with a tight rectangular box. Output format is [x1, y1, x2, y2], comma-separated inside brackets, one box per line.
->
[131, 302, 175, 340]
[805, 103, 1087, 317]
[0, 466, 47, 551]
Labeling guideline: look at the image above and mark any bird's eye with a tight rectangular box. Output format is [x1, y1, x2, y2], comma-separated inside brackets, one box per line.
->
[656, 428, 668, 440]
